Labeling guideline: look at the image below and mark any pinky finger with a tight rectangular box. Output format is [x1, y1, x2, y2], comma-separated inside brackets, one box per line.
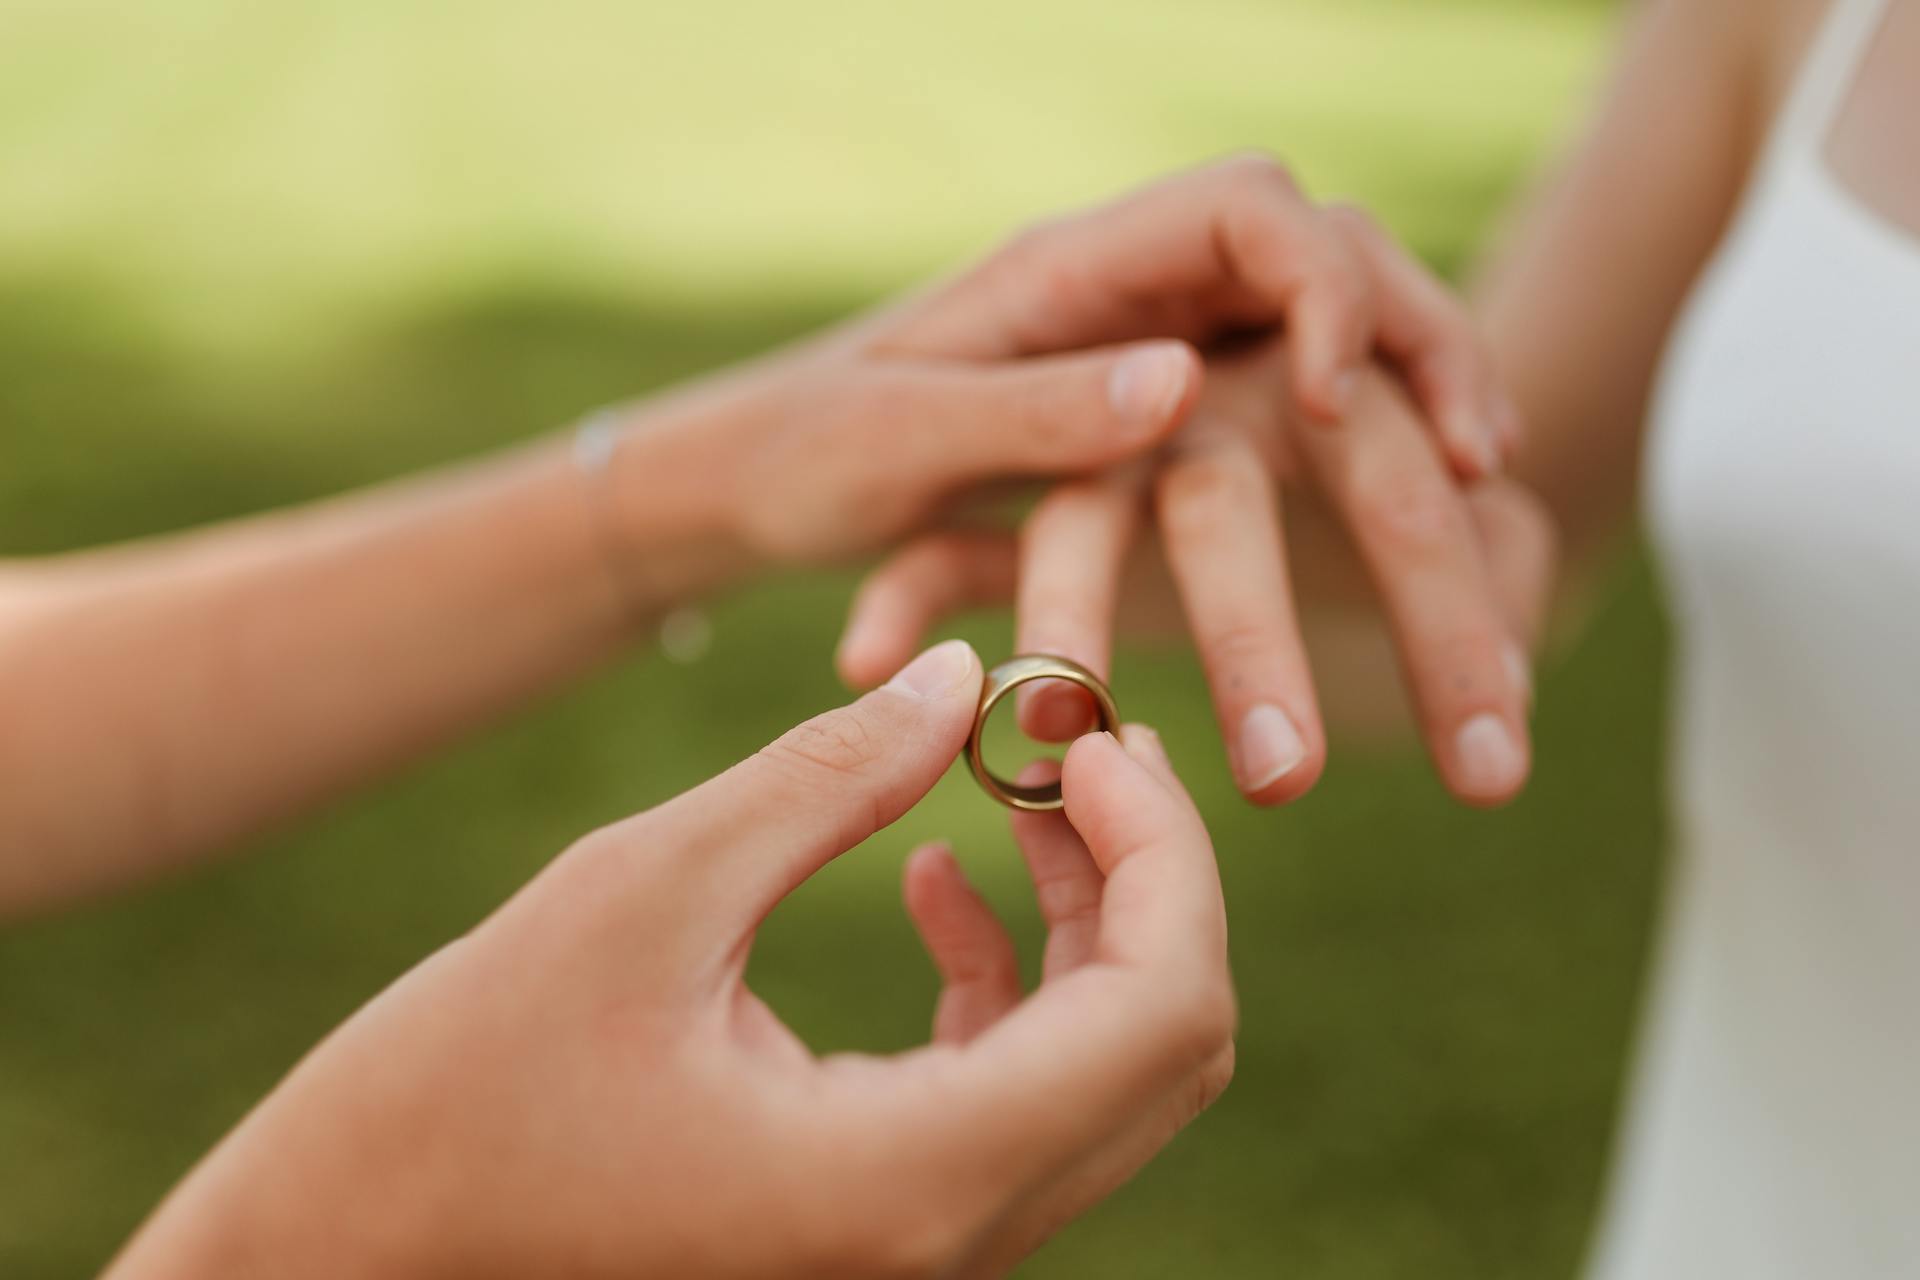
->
[1468, 481, 1559, 682]
[837, 532, 1017, 689]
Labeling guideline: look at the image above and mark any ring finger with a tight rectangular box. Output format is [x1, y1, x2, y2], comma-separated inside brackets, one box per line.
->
[1013, 467, 1147, 741]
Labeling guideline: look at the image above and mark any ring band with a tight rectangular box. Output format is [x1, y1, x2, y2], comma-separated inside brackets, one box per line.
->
[967, 654, 1121, 812]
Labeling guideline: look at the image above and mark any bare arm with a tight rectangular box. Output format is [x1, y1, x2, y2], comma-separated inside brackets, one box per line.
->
[1478, 0, 1787, 571]
[0, 415, 740, 914]
[0, 326, 1198, 916]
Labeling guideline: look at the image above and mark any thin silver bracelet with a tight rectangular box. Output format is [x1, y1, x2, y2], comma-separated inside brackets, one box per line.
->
[570, 407, 711, 663]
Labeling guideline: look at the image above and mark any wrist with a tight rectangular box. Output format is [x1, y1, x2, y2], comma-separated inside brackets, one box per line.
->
[586, 378, 765, 614]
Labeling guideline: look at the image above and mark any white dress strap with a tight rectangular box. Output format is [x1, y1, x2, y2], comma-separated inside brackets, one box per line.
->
[1771, 0, 1894, 151]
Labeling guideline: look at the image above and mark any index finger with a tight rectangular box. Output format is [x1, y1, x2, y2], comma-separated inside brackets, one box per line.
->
[626, 641, 984, 936]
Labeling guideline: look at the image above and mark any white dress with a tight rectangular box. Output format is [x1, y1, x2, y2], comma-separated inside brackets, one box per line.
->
[1591, 0, 1920, 1275]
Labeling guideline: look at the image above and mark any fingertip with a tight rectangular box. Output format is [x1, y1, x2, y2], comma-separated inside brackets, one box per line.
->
[902, 840, 979, 927]
[834, 629, 884, 690]
[1448, 712, 1532, 808]
[881, 638, 981, 704]
[1163, 341, 1207, 428]
[836, 598, 913, 689]
[905, 839, 955, 879]
[1061, 730, 1211, 884]
[1062, 728, 1128, 778]
[1241, 749, 1326, 808]
[1106, 340, 1201, 445]
[1061, 730, 1164, 824]
[1118, 722, 1175, 780]
[1295, 353, 1357, 424]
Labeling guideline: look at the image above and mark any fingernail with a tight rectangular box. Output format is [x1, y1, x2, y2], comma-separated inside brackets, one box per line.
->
[1236, 703, 1307, 792]
[1108, 343, 1191, 433]
[1504, 643, 1534, 708]
[1454, 713, 1525, 796]
[885, 639, 976, 700]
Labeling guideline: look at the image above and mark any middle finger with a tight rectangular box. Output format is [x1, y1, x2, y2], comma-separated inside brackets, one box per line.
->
[1155, 428, 1325, 806]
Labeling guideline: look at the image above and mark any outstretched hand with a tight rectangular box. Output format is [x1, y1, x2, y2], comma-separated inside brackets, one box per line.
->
[109, 641, 1235, 1280]
[609, 153, 1514, 579]
[840, 338, 1555, 809]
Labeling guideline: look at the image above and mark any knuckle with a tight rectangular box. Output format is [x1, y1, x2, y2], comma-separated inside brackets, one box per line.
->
[1000, 216, 1064, 264]
[1155, 440, 1266, 533]
[1352, 464, 1459, 557]
[762, 710, 883, 783]
[1325, 200, 1383, 242]
[1420, 296, 1485, 366]
[1165, 978, 1238, 1069]
[1031, 476, 1119, 528]
[1219, 148, 1300, 196]
[1011, 403, 1081, 460]
[1176, 1042, 1238, 1125]
[1031, 863, 1103, 925]
[1428, 625, 1513, 692]
[1309, 255, 1374, 321]
[1022, 482, 1137, 566]
[544, 825, 640, 898]
[990, 217, 1081, 308]
[1192, 616, 1281, 669]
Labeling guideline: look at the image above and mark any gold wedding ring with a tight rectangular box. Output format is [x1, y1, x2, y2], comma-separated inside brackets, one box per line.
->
[967, 655, 1121, 812]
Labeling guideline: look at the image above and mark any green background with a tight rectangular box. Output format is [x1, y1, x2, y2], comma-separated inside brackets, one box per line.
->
[0, 1, 1670, 1275]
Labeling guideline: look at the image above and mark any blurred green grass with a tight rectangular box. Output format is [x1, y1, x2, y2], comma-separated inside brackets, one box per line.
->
[0, 2, 1668, 1276]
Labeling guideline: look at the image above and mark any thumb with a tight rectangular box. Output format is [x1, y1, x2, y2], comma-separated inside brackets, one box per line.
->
[640, 639, 982, 930]
[907, 340, 1201, 482]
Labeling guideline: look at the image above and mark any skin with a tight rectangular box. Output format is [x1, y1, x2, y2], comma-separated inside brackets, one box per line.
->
[842, 338, 1553, 806]
[23, 3, 1885, 1265]
[0, 155, 1498, 918]
[3, 155, 1505, 1266]
[106, 643, 1239, 1279]
[1825, 0, 1920, 233]
[843, 0, 1860, 811]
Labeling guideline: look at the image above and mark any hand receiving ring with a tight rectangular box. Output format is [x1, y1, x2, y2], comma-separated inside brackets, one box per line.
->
[967, 655, 1121, 811]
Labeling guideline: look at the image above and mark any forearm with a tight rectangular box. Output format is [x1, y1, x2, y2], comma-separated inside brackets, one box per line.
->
[0, 399, 747, 915]
[1470, 0, 1766, 580]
